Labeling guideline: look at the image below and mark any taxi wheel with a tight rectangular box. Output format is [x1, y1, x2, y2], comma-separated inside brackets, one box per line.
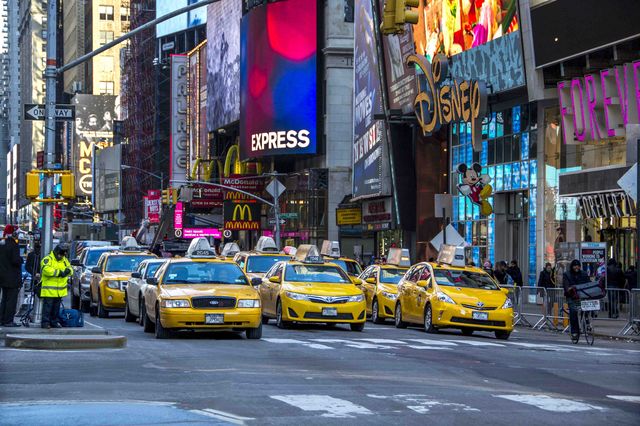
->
[495, 330, 511, 340]
[350, 322, 365, 332]
[142, 302, 154, 333]
[423, 304, 437, 333]
[97, 294, 109, 318]
[371, 299, 384, 324]
[80, 299, 90, 314]
[155, 309, 171, 339]
[261, 315, 270, 325]
[276, 300, 291, 329]
[394, 303, 407, 329]
[123, 293, 136, 323]
[246, 323, 263, 339]
[89, 298, 97, 317]
[138, 299, 145, 326]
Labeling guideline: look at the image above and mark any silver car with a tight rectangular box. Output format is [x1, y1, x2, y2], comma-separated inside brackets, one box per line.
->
[124, 259, 167, 324]
[70, 245, 119, 312]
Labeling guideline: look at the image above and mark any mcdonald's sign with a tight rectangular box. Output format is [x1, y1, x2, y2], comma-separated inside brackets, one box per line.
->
[223, 201, 261, 230]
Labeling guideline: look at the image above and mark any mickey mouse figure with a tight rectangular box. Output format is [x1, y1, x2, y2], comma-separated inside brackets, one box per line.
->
[457, 163, 493, 216]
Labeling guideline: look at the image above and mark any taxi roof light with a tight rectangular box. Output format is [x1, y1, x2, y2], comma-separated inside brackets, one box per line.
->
[120, 236, 143, 252]
[437, 244, 466, 267]
[320, 240, 340, 258]
[255, 236, 279, 253]
[387, 248, 411, 267]
[186, 237, 217, 258]
[221, 242, 241, 257]
[294, 244, 324, 264]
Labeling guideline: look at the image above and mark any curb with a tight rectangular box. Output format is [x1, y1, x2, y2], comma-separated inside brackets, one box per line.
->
[4, 334, 127, 350]
[0, 328, 109, 338]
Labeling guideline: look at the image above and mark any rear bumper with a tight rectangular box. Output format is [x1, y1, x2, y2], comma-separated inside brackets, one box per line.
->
[160, 307, 262, 329]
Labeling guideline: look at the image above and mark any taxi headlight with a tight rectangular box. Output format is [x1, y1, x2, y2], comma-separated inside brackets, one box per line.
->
[106, 281, 120, 289]
[436, 291, 455, 304]
[285, 291, 310, 301]
[348, 294, 364, 302]
[161, 299, 190, 308]
[381, 291, 397, 301]
[501, 298, 513, 309]
[238, 299, 261, 308]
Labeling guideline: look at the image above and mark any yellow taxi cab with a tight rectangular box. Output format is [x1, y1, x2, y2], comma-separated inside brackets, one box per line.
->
[233, 236, 292, 281]
[141, 237, 262, 339]
[320, 240, 363, 278]
[89, 237, 157, 318]
[394, 245, 514, 339]
[259, 245, 366, 331]
[359, 248, 410, 323]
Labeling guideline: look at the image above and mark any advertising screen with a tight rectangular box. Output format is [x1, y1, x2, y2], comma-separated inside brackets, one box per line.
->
[239, 0, 317, 159]
[206, 0, 241, 131]
[156, 0, 208, 38]
[413, 0, 519, 60]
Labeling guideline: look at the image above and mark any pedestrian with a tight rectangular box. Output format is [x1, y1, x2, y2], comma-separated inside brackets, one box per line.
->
[482, 260, 494, 278]
[494, 261, 509, 285]
[606, 258, 624, 318]
[562, 259, 590, 340]
[507, 260, 523, 286]
[625, 265, 637, 290]
[25, 243, 41, 285]
[40, 244, 72, 329]
[537, 262, 555, 312]
[0, 225, 24, 327]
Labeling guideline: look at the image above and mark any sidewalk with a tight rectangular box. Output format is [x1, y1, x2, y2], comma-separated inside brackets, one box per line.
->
[591, 318, 640, 342]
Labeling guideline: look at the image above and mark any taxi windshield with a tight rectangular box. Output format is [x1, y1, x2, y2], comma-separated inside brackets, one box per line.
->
[144, 262, 163, 278]
[163, 262, 249, 285]
[434, 269, 498, 290]
[105, 255, 155, 272]
[86, 249, 117, 267]
[330, 259, 362, 276]
[285, 264, 351, 284]
[246, 255, 291, 273]
[380, 268, 408, 284]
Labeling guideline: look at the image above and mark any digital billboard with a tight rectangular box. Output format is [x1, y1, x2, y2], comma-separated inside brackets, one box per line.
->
[156, 0, 208, 38]
[239, 0, 317, 159]
[412, 0, 519, 59]
[206, 0, 241, 131]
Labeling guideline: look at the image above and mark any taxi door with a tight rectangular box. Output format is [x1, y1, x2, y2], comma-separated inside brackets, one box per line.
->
[261, 262, 283, 316]
[404, 265, 426, 322]
[360, 266, 377, 314]
[89, 254, 107, 303]
[414, 266, 433, 322]
[397, 265, 416, 321]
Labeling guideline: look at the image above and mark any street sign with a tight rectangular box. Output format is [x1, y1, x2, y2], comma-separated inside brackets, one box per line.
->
[617, 163, 637, 203]
[268, 218, 286, 225]
[223, 229, 232, 239]
[23, 104, 76, 121]
[266, 178, 286, 199]
[279, 212, 298, 219]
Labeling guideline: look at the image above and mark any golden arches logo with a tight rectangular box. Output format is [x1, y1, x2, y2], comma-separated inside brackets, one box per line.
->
[232, 204, 252, 221]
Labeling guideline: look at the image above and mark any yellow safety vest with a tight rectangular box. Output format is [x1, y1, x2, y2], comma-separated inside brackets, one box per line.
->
[40, 252, 71, 298]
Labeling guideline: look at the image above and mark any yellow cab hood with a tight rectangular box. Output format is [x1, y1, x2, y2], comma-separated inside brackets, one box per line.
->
[377, 283, 398, 294]
[161, 284, 258, 299]
[439, 286, 507, 308]
[102, 272, 132, 281]
[284, 282, 361, 297]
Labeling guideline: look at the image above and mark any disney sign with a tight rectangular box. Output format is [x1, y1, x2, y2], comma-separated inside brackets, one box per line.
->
[407, 54, 488, 151]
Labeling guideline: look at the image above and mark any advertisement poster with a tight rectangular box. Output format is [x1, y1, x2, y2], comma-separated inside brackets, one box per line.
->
[93, 144, 121, 213]
[353, 0, 387, 199]
[170, 55, 188, 183]
[239, 0, 317, 159]
[206, 0, 241, 131]
[146, 190, 161, 224]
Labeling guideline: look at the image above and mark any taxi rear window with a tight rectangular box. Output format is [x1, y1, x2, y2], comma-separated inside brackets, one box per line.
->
[285, 264, 351, 284]
[246, 255, 291, 273]
[434, 269, 498, 290]
[163, 262, 249, 286]
[331, 259, 362, 276]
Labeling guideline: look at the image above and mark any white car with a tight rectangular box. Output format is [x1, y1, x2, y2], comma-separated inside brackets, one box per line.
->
[124, 259, 167, 324]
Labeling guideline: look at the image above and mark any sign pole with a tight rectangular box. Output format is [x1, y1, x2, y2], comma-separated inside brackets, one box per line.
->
[636, 139, 639, 288]
[274, 192, 281, 250]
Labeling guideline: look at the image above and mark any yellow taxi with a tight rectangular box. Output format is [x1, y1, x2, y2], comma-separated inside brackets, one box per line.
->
[359, 248, 410, 323]
[89, 237, 156, 318]
[258, 245, 366, 331]
[394, 245, 513, 339]
[321, 240, 363, 278]
[141, 237, 262, 339]
[233, 236, 292, 281]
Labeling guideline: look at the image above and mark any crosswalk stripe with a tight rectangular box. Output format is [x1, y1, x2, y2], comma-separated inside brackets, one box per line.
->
[606, 395, 640, 403]
[270, 395, 372, 418]
[495, 395, 605, 412]
[408, 339, 459, 346]
[443, 340, 504, 347]
[367, 394, 480, 413]
[311, 339, 396, 349]
[406, 345, 453, 350]
[262, 338, 332, 350]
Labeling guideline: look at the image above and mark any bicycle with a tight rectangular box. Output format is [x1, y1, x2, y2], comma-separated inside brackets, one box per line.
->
[568, 299, 600, 345]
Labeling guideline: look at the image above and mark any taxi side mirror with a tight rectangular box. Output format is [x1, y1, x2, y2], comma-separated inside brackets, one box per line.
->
[501, 287, 509, 295]
[251, 277, 262, 287]
[131, 272, 141, 279]
[146, 277, 158, 285]
[365, 277, 376, 284]
[91, 267, 101, 274]
[351, 277, 363, 286]
[417, 280, 430, 288]
[70, 259, 81, 267]
[269, 276, 281, 284]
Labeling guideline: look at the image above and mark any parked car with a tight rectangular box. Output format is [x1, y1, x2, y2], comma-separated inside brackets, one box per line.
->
[70, 245, 119, 312]
[124, 259, 168, 324]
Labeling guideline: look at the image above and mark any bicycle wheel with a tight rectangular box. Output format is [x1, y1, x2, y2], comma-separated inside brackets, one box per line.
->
[583, 313, 595, 346]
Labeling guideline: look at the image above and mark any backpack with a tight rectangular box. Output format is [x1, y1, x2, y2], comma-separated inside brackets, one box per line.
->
[573, 277, 606, 300]
[58, 303, 84, 327]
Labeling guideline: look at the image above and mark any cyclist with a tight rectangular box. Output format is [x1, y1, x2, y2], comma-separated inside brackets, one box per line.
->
[562, 259, 590, 340]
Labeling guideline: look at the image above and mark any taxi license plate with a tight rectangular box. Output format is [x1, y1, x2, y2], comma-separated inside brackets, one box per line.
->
[580, 300, 600, 311]
[205, 314, 224, 324]
[472, 311, 488, 321]
[322, 307, 338, 317]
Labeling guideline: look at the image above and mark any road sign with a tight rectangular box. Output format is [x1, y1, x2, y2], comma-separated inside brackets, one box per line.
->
[266, 178, 286, 199]
[617, 163, 637, 203]
[223, 229, 232, 239]
[268, 218, 286, 225]
[23, 104, 76, 121]
[279, 212, 298, 219]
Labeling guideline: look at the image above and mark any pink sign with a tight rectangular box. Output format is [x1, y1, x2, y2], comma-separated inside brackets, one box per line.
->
[183, 228, 222, 238]
[262, 230, 274, 237]
[174, 202, 184, 229]
[146, 190, 161, 224]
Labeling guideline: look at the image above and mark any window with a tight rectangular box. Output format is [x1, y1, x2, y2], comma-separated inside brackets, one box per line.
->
[99, 31, 114, 46]
[120, 7, 130, 21]
[98, 81, 114, 95]
[407, 266, 424, 282]
[99, 5, 114, 21]
[99, 56, 114, 72]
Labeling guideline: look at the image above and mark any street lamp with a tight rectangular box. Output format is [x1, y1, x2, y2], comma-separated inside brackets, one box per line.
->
[120, 165, 164, 238]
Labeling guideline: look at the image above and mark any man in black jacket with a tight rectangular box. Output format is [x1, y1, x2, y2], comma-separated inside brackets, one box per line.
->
[507, 260, 524, 286]
[562, 259, 590, 339]
[0, 225, 24, 327]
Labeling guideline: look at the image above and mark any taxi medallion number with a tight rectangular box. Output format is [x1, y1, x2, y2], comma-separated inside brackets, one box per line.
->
[322, 307, 338, 317]
[205, 314, 224, 324]
[472, 311, 488, 321]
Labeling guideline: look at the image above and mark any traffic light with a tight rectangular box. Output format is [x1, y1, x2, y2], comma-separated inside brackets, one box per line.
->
[60, 173, 75, 199]
[395, 0, 419, 27]
[25, 172, 40, 199]
[162, 188, 178, 205]
[380, 0, 397, 35]
[162, 189, 170, 205]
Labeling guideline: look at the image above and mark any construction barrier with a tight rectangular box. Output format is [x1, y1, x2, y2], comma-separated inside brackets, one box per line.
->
[620, 289, 640, 336]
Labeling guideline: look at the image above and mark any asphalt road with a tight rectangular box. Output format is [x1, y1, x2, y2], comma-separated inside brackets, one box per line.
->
[1, 313, 639, 425]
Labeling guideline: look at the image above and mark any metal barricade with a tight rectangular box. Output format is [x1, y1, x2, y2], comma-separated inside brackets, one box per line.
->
[501, 285, 520, 323]
[621, 289, 640, 335]
[544, 287, 569, 331]
[517, 286, 552, 329]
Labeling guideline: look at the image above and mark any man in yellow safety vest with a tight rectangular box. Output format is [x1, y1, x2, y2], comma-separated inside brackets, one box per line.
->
[40, 244, 72, 329]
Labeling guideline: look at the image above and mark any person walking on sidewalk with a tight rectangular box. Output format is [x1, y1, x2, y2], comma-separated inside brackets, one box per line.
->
[606, 258, 624, 318]
[507, 260, 523, 287]
[537, 262, 555, 314]
[40, 244, 72, 329]
[0, 225, 24, 327]
[563, 259, 590, 340]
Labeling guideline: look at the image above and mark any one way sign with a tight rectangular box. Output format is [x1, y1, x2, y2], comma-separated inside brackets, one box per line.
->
[23, 104, 76, 121]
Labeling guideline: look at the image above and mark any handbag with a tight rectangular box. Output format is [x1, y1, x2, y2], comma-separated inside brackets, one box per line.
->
[573, 279, 606, 300]
[58, 303, 84, 327]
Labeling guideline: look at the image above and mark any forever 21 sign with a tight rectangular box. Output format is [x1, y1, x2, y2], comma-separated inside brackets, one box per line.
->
[578, 191, 636, 219]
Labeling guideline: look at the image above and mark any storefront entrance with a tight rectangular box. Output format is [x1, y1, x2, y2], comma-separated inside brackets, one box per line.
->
[494, 191, 529, 273]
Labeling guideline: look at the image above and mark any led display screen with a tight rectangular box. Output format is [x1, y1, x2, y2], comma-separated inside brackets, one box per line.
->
[239, 0, 317, 159]
[156, 0, 208, 38]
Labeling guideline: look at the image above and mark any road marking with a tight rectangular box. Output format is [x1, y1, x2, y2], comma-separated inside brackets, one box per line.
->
[406, 345, 453, 350]
[270, 395, 372, 418]
[311, 339, 396, 350]
[262, 338, 332, 350]
[83, 320, 105, 329]
[189, 409, 243, 424]
[495, 395, 605, 412]
[443, 340, 504, 347]
[504, 342, 573, 351]
[607, 395, 640, 403]
[408, 339, 459, 346]
[358, 338, 408, 345]
[367, 394, 479, 413]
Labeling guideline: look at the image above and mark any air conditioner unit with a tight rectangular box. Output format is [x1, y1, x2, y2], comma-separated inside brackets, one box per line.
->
[72, 81, 83, 93]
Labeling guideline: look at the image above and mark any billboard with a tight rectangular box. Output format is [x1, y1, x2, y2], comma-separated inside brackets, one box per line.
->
[156, 0, 208, 38]
[187, 44, 209, 179]
[412, 0, 519, 60]
[206, 0, 241, 131]
[223, 201, 261, 230]
[71, 94, 117, 198]
[171, 55, 188, 183]
[239, 0, 317, 159]
[94, 144, 121, 213]
[353, 0, 388, 199]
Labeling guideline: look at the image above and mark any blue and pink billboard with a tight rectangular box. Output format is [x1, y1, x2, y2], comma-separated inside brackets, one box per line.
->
[239, 0, 317, 159]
